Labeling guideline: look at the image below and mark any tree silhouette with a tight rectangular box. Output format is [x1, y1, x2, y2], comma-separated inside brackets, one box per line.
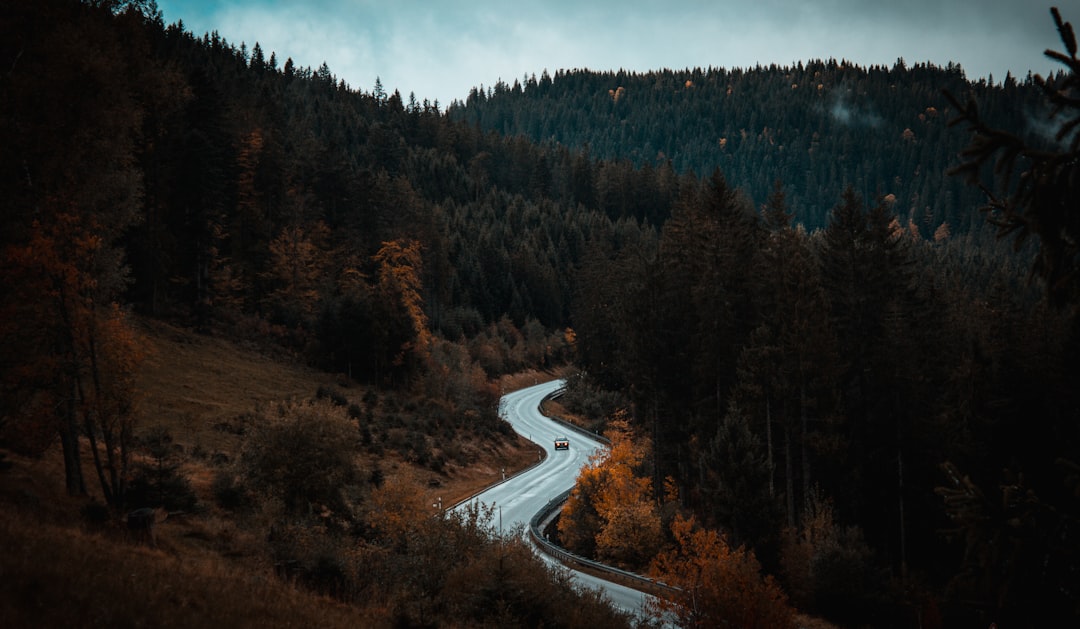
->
[0, 1, 147, 498]
[946, 7, 1080, 311]
[937, 7, 1080, 625]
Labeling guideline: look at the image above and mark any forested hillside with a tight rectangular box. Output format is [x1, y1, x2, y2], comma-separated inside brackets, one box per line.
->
[541, 18, 1080, 625]
[450, 61, 1049, 233]
[454, 10, 1080, 628]
[0, 4, 646, 625]
[3, 1, 1079, 628]
[0, 0, 634, 389]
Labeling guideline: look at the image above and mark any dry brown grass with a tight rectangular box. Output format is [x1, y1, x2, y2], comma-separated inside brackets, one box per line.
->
[495, 366, 568, 393]
[134, 317, 341, 456]
[132, 317, 547, 512]
[0, 510, 385, 628]
[1, 317, 560, 627]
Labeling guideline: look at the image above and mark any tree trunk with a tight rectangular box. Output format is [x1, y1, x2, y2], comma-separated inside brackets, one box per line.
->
[59, 381, 85, 496]
[785, 424, 795, 529]
[896, 387, 908, 581]
[800, 379, 811, 515]
[766, 397, 775, 498]
[897, 444, 907, 580]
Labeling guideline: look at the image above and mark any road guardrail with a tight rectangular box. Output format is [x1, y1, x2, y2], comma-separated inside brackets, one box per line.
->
[528, 388, 677, 596]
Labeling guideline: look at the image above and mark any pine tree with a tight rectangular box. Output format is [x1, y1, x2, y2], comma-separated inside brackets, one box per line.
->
[655, 170, 761, 501]
[816, 186, 916, 570]
[946, 7, 1080, 311]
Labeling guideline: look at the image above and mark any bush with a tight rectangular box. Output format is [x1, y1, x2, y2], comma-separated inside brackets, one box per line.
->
[237, 400, 364, 521]
[211, 471, 254, 513]
[126, 427, 198, 512]
[780, 492, 889, 625]
[315, 385, 349, 407]
[268, 520, 360, 601]
[358, 491, 634, 628]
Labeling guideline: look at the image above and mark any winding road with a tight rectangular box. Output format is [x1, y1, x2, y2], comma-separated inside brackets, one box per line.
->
[453, 379, 658, 621]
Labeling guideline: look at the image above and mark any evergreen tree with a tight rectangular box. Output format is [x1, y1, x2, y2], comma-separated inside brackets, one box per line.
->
[816, 187, 917, 572]
[1, 0, 146, 498]
[655, 170, 761, 501]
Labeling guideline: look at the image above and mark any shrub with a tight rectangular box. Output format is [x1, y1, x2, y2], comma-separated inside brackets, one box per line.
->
[315, 385, 349, 407]
[780, 493, 888, 625]
[268, 520, 361, 601]
[126, 426, 198, 512]
[237, 400, 364, 521]
[210, 471, 254, 513]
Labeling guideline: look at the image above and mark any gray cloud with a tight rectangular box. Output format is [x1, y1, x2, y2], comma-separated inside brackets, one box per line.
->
[157, 1, 1071, 106]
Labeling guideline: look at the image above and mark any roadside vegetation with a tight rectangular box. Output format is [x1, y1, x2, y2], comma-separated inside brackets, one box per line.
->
[0, 319, 628, 628]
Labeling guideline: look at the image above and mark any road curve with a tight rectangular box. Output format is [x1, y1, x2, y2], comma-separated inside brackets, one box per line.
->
[453, 379, 657, 621]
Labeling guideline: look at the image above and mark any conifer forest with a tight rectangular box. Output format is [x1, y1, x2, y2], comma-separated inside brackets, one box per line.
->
[2, 2, 1079, 627]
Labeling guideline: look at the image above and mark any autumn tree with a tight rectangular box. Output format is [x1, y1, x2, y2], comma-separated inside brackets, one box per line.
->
[79, 304, 148, 508]
[420, 336, 500, 431]
[648, 514, 795, 629]
[558, 411, 662, 569]
[0, 0, 147, 501]
[371, 239, 430, 384]
[556, 445, 604, 556]
[2, 215, 144, 505]
[262, 217, 329, 326]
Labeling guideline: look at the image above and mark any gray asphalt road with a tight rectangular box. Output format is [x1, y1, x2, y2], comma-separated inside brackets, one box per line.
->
[454, 379, 657, 622]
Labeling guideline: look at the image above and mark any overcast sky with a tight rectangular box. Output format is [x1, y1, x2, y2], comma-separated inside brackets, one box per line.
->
[155, 1, 1066, 107]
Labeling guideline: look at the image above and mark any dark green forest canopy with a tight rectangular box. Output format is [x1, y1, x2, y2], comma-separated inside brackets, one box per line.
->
[450, 63, 1053, 232]
[2, 0, 1058, 348]
[3, 2, 1080, 626]
[1, 0, 631, 351]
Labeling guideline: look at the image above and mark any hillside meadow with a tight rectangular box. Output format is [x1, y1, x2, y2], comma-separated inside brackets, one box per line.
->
[0, 317, 572, 628]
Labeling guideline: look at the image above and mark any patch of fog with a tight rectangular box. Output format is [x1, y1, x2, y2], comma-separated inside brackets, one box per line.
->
[823, 88, 884, 128]
[1024, 104, 1078, 150]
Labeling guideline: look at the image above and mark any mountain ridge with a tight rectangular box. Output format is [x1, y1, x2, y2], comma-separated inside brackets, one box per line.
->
[450, 61, 1049, 231]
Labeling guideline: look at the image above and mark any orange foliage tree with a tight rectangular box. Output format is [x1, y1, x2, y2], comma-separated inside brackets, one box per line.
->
[366, 477, 433, 547]
[1, 213, 146, 506]
[372, 239, 430, 383]
[648, 514, 795, 629]
[263, 219, 329, 323]
[558, 411, 662, 568]
[80, 303, 147, 508]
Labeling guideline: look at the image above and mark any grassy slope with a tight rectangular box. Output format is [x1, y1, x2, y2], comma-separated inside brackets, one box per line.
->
[0, 317, 547, 627]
